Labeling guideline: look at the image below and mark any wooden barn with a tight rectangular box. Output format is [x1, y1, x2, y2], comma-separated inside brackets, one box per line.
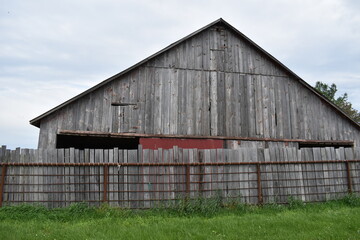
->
[1, 19, 360, 207]
[30, 18, 360, 151]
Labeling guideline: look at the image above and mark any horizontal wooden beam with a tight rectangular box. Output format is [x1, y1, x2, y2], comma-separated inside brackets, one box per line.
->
[58, 130, 354, 145]
[1, 159, 360, 167]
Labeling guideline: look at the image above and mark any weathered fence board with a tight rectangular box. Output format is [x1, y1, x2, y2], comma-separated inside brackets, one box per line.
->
[0, 145, 359, 208]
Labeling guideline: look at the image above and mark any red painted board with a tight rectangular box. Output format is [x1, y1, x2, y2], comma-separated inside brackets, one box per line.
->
[140, 138, 224, 150]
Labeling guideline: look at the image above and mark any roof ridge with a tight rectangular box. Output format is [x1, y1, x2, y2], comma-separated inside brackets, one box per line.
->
[29, 19, 360, 130]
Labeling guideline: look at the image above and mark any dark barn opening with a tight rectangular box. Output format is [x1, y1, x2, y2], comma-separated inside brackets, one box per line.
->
[298, 141, 353, 149]
[56, 134, 139, 149]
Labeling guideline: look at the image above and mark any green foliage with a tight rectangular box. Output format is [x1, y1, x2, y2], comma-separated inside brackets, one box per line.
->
[287, 196, 305, 209]
[334, 193, 360, 207]
[315, 81, 360, 123]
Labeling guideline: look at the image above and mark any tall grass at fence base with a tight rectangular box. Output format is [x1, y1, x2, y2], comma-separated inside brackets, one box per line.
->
[0, 193, 359, 221]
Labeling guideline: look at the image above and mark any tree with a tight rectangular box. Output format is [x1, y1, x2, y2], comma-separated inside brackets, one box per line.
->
[315, 81, 360, 124]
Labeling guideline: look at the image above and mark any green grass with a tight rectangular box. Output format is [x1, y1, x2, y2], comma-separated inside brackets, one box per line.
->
[0, 195, 360, 240]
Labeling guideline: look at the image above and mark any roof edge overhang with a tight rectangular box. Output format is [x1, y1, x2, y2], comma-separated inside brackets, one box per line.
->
[30, 18, 360, 130]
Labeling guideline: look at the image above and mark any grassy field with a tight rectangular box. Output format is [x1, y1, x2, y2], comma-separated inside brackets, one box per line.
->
[0, 196, 360, 240]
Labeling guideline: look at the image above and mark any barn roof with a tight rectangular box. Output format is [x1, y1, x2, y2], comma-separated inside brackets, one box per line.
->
[30, 18, 360, 130]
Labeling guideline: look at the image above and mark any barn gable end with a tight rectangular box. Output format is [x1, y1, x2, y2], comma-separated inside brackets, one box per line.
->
[30, 19, 360, 149]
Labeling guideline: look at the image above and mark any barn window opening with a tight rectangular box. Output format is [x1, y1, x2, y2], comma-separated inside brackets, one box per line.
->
[56, 134, 139, 150]
[298, 141, 353, 149]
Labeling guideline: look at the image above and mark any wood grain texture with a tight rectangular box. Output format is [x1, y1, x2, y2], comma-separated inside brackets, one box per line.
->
[35, 23, 359, 149]
[0, 146, 359, 207]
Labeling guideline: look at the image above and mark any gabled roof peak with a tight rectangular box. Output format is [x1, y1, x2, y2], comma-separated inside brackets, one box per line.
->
[29, 18, 360, 130]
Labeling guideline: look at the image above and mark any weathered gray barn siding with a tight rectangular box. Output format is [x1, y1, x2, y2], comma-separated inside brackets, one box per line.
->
[36, 21, 360, 149]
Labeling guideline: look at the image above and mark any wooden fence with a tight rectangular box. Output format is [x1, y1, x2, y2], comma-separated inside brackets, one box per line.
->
[0, 145, 359, 208]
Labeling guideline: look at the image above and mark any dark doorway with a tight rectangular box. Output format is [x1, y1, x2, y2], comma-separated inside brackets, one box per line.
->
[56, 134, 139, 149]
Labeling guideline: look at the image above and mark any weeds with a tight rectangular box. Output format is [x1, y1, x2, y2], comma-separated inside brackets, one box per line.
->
[287, 196, 305, 209]
[0, 194, 358, 221]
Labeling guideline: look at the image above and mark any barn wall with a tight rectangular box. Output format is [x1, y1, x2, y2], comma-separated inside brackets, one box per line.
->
[37, 23, 360, 149]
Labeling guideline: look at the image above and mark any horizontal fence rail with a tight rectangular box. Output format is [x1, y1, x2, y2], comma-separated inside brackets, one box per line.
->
[0, 146, 359, 208]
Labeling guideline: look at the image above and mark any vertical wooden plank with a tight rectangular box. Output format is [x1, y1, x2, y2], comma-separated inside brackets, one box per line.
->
[185, 71, 194, 135]
[39, 148, 46, 206]
[286, 148, 295, 200]
[296, 149, 306, 202]
[249, 148, 258, 204]
[10, 149, 19, 206]
[230, 149, 240, 200]
[123, 150, 129, 208]
[299, 148, 309, 202]
[112, 148, 120, 207]
[88, 149, 95, 206]
[169, 69, 178, 135]
[272, 147, 283, 203]
[320, 148, 330, 200]
[224, 73, 233, 137]
[352, 147, 360, 193]
[257, 148, 265, 204]
[0, 154, 8, 207]
[294, 148, 305, 201]
[254, 76, 264, 137]
[3, 149, 12, 206]
[56, 149, 64, 207]
[18, 149, 25, 206]
[268, 146, 278, 203]
[240, 148, 249, 203]
[129, 150, 138, 208]
[83, 149, 90, 204]
[154, 148, 161, 207]
[63, 148, 70, 206]
[287, 148, 298, 200]
[103, 149, 109, 204]
[161, 149, 169, 205]
[209, 71, 218, 136]
[107, 149, 114, 206]
[79, 150, 86, 203]
[117, 149, 125, 208]
[162, 70, 171, 135]
[69, 148, 76, 205]
[48, 149, 56, 208]
[169, 147, 176, 205]
[218, 149, 228, 200]
[142, 148, 151, 208]
[247, 76, 256, 137]
[344, 148, 354, 194]
[22, 149, 30, 205]
[281, 148, 290, 202]
[313, 148, 325, 202]
[94, 149, 102, 206]
[262, 148, 272, 203]
[1, 149, 8, 206]
[184, 149, 193, 199]
[139, 145, 146, 208]
[73, 149, 80, 205]
[336, 147, 347, 197]
[203, 149, 211, 198]
[327, 147, 337, 199]
[210, 149, 220, 199]
[307, 148, 317, 202]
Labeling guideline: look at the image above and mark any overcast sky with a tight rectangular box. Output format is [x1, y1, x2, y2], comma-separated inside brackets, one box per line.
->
[1, 0, 360, 149]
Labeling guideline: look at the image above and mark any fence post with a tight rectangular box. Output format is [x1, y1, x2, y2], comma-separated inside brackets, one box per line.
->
[256, 163, 263, 204]
[345, 161, 353, 194]
[0, 165, 8, 207]
[103, 165, 109, 202]
[185, 164, 190, 197]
